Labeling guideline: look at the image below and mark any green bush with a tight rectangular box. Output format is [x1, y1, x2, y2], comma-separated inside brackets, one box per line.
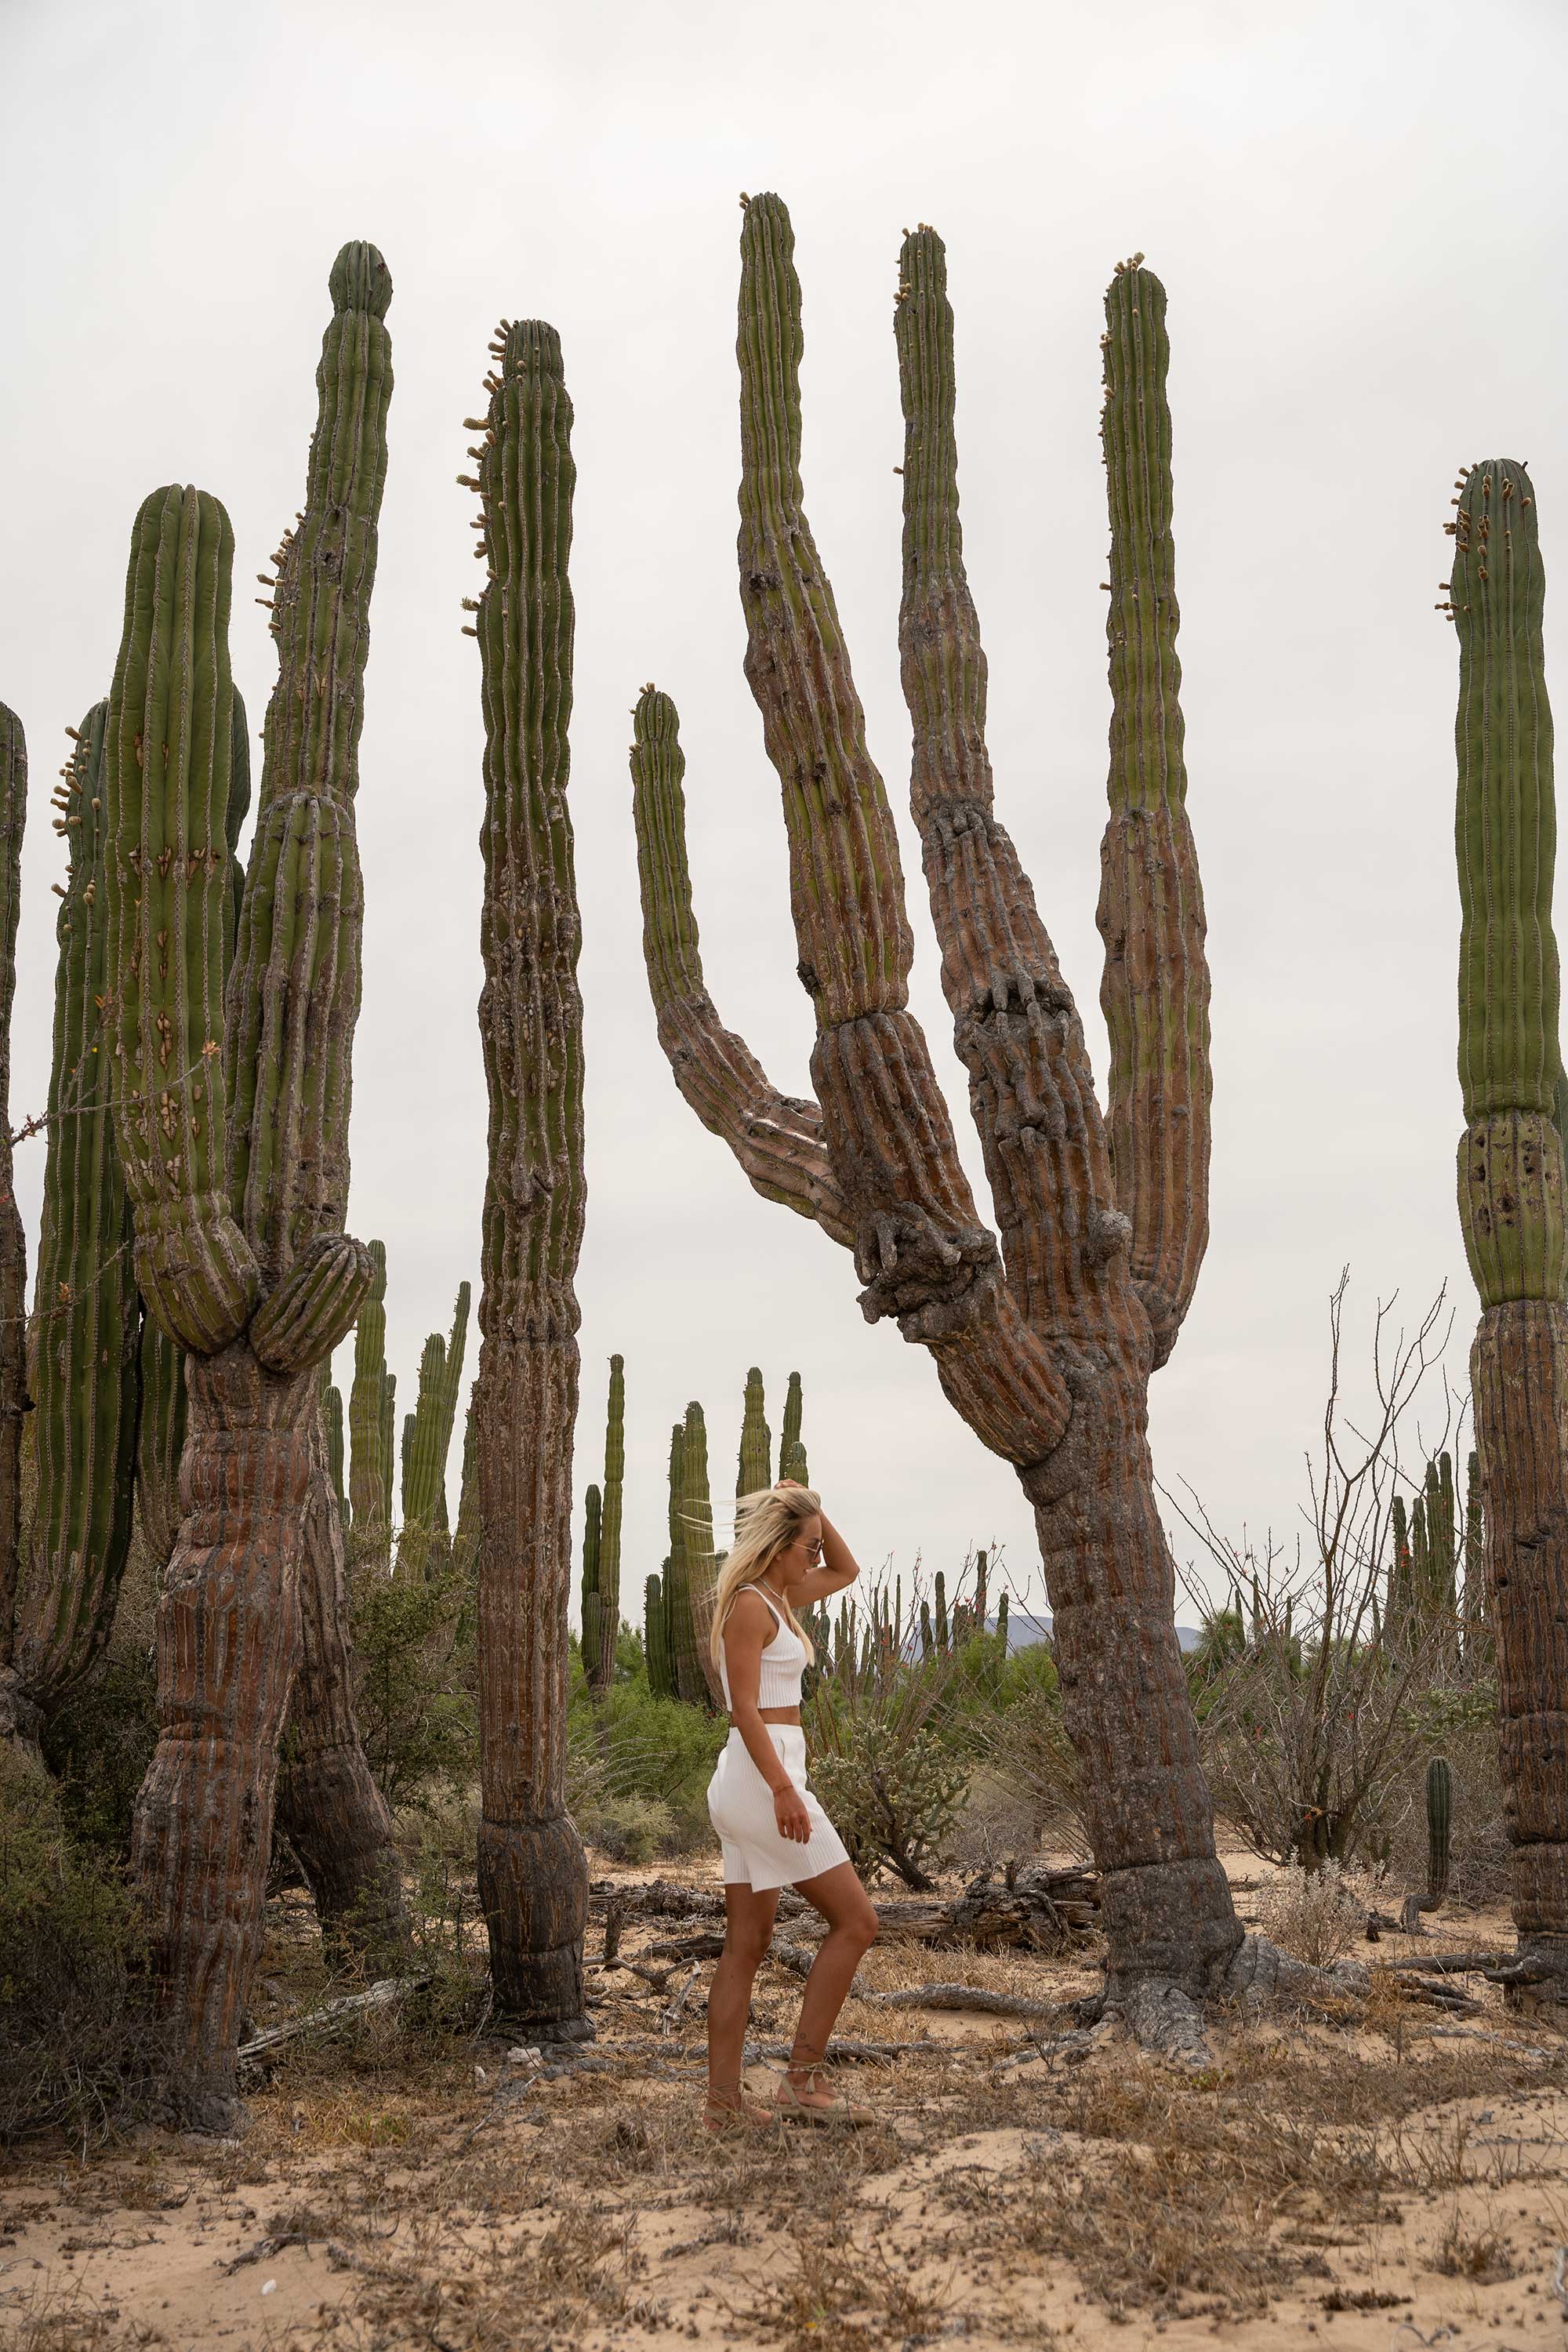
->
[575, 1793, 677, 1864]
[0, 1745, 162, 2147]
[351, 1556, 478, 1809]
[809, 1705, 968, 1889]
[568, 1674, 724, 1854]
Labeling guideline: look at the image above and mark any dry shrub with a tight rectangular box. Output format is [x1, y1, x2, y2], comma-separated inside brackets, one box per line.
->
[1254, 1858, 1383, 1967]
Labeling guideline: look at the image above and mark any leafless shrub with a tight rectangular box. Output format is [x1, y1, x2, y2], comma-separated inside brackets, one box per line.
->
[1254, 1857, 1385, 1967]
[1169, 1273, 1482, 1873]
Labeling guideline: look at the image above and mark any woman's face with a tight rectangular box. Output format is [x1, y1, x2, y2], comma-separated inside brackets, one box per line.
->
[778, 1514, 824, 1578]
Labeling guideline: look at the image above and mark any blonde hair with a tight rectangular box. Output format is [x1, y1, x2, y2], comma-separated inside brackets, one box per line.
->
[709, 1483, 821, 1674]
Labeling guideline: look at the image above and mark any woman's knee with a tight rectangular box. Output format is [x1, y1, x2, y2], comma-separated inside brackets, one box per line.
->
[724, 1929, 772, 1973]
[846, 1901, 879, 1951]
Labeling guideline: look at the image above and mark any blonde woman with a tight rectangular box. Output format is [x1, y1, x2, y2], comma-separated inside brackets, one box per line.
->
[703, 1479, 879, 2129]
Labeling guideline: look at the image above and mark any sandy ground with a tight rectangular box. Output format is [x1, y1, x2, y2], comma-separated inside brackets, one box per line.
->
[5, 1847, 1568, 2350]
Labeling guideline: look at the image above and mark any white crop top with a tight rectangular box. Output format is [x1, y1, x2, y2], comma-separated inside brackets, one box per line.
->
[718, 1589, 808, 1711]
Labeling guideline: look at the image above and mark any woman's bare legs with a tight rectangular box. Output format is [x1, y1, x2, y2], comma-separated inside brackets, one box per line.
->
[785, 1861, 879, 2109]
[706, 1881, 780, 2113]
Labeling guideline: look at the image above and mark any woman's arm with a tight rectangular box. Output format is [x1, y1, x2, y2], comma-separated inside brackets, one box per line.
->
[723, 1590, 811, 1842]
[780, 1508, 860, 1608]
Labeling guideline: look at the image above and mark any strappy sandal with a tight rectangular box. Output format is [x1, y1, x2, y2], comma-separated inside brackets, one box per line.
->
[702, 2089, 777, 2133]
[775, 2071, 874, 2127]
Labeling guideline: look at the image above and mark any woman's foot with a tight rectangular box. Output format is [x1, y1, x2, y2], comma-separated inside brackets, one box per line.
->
[775, 2067, 873, 2126]
[702, 2087, 777, 2132]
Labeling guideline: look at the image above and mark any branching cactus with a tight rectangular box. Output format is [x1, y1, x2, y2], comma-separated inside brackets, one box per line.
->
[630, 199, 1240, 2019]
[737, 1366, 771, 1495]
[12, 706, 136, 1721]
[0, 704, 27, 1738]
[470, 314, 590, 2037]
[1449, 457, 1568, 1977]
[104, 243, 395, 2124]
[583, 1354, 624, 1694]
[779, 1368, 808, 1483]
[401, 1281, 471, 1559]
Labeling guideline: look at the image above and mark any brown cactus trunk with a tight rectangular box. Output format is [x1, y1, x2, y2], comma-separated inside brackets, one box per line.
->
[1027, 1351, 1236, 1987]
[474, 1331, 589, 2031]
[274, 1405, 405, 1958]
[130, 1343, 311, 2130]
[1471, 1302, 1568, 1962]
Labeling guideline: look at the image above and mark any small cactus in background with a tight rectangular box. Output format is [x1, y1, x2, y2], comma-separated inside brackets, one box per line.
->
[645, 1567, 674, 1699]
[0, 704, 27, 1735]
[324, 1381, 347, 1515]
[779, 1370, 808, 1483]
[996, 1589, 1010, 1651]
[582, 1354, 624, 1694]
[663, 1415, 701, 1707]
[737, 1366, 771, 1495]
[1402, 1756, 1454, 1929]
[578, 1482, 603, 1670]
[401, 1281, 471, 1551]
[935, 1570, 949, 1653]
[11, 704, 138, 1719]
[348, 1240, 394, 1552]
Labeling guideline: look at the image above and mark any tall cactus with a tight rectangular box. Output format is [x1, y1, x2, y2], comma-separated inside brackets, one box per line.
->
[679, 1399, 723, 1706]
[470, 314, 590, 2037]
[0, 705, 27, 1739]
[582, 1354, 623, 1694]
[324, 1380, 347, 1515]
[664, 1417, 697, 1700]
[10, 706, 137, 1717]
[578, 1481, 603, 1670]
[108, 243, 395, 2125]
[779, 1368, 808, 1483]
[630, 201, 1240, 2021]
[401, 1279, 471, 1553]
[737, 1365, 771, 1495]
[1450, 456, 1568, 1976]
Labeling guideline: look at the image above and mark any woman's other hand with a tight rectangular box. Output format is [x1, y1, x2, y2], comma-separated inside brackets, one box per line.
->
[774, 1783, 811, 1843]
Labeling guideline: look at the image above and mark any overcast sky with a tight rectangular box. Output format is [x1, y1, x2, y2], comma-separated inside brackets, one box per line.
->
[5, 0, 1565, 1626]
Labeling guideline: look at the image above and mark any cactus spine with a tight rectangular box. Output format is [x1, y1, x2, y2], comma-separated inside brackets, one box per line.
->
[737, 1366, 771, 1494]
[583, 1354, 623, 1694]
[13, 705, 140, 1716]
[1451, 458, 1568, 1968]
[779, 1369, 808, 1483]
[471, 314, 590, 2036]
[0, 706, 26, 1733]
[107, 246, 393, 2123]
[630, 201, 1238, 2003]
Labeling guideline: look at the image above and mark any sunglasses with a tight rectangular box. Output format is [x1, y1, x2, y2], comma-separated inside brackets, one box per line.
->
[793, 1537, 824, 1563]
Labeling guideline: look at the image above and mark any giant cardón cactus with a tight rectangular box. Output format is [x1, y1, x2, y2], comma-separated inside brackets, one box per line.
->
[0, 704, 27, 1740]
[470, 315, 590, 2036]
[631, 200, 1246, 2026]
[107, 242, 396, 2123]
[581, 1352, 624, 1694]
[737, 1366, 771, 1495]
[1448, 457, 1568, 1982]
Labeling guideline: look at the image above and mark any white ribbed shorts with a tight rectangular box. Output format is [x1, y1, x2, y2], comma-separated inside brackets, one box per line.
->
[707, 1725, 851, 1891]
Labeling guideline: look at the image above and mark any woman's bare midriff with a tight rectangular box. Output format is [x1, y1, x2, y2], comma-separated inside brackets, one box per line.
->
[758, 1706, 802, 1725]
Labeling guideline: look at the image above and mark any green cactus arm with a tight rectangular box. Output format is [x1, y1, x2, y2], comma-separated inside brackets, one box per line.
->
[250, 1232, 374, 1375]
[737, 1366, 771, 1495]
[895, 223, 1135, 1361]
[0, 705, 26, 1679]
[645, 1569, 673, 1698]
[401, 1329, 448, 1532]
[679, 1402, 723, 1708]
[1453, 460, 1564, 1305]
[16, 702, 142, 1698]
[431, 1280, 470, 1533]
[628, 689, 851, 1243]
[379, 1368, 396, 1530]
[455, 1395, 477, 1563]
[579, 1479, 602, 1668]
[1092, 259, 1211, 1367]
[103, 485, 259, 1355]
[227, 243, 390, 1280]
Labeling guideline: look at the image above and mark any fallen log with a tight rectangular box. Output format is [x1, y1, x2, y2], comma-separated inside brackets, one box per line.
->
[865, 1983, 1080, 2023]
[237, 1975, 429, 2065]
[632, 1864, 1101, 1958]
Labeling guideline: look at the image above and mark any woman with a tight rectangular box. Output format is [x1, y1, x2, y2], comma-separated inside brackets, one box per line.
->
[703, 1479, 879, 2129]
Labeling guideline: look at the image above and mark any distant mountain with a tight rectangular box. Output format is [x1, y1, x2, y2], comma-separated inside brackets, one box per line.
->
[997, 1610, 1203, 1656]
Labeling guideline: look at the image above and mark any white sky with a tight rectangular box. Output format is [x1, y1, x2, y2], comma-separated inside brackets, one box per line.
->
[4, 0, 1564, 1624]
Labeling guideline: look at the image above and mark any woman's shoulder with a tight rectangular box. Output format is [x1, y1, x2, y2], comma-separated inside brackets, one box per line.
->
[724, 1586, 776, 1640]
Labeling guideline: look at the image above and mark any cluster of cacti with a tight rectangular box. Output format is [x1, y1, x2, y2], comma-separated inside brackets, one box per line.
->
[581, 1354, 623, 1692]
[644, 1567, 674, 1699]
[630, 199, 1240, 2003]
[665, 1402, 719, 1706]
[347, 1240, 396, 1546]
[92, 245, 399, 2125]
[470, 313, 590, 2036]
[399, 1280, 471, 1565]
[1389, 1453, 1458, 1639]
[916, 1551, 993, 1658]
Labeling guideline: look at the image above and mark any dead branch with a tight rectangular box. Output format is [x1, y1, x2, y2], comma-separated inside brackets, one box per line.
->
[235, 1974, 428, 2064]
